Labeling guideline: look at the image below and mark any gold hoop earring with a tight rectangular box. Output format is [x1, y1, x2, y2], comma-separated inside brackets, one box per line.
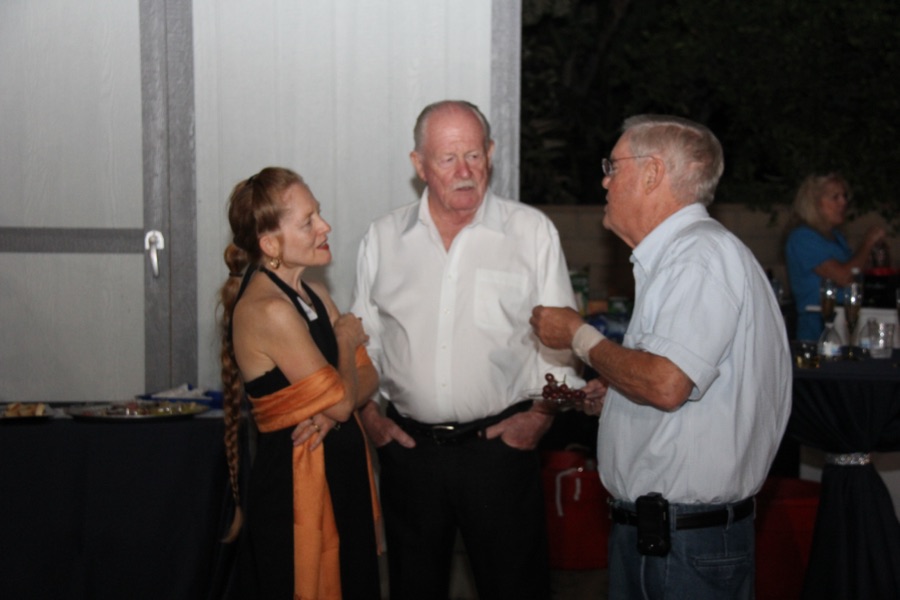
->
[267, 256, 281, 269]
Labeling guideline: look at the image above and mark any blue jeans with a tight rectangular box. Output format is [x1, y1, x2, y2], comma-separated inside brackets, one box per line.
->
[607, 500, 755, 600]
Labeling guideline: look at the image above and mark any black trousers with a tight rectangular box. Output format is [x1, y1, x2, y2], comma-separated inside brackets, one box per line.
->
[376, 415, 551, 600]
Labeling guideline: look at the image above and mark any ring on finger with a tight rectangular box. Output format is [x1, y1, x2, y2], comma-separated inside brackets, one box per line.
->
[313, 422, 321, 432]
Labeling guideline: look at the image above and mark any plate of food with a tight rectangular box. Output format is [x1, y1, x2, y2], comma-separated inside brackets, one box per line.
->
[66, 400, 209, 422]
[0, 402, 54, 423]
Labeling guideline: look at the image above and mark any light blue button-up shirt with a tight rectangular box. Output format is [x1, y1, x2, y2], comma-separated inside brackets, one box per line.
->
[598, 203, 792, 503]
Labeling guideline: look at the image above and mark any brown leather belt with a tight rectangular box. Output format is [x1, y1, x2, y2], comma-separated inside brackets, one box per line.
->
[610, 497, 755, 530]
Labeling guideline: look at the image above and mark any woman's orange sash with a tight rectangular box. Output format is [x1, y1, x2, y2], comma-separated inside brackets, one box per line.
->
[249, 346, 380, 600]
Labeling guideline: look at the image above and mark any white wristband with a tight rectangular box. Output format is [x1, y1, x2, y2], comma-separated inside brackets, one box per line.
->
[572, 323, 605, 364]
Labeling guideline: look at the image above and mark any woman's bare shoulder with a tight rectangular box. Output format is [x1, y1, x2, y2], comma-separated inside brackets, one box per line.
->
[234, 281, 306, 339]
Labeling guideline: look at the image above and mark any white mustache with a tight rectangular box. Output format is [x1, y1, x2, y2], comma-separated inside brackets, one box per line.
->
[452, 180, 476, 190]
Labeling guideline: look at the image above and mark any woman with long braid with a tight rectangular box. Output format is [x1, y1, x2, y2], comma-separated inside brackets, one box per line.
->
[218, 167, 381, 599]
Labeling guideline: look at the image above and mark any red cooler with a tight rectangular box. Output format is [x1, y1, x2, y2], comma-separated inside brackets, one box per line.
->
[541, 449, 611, 570]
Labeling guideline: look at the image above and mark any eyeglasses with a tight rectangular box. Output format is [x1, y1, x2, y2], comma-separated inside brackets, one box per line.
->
[602, 155, 653, 177]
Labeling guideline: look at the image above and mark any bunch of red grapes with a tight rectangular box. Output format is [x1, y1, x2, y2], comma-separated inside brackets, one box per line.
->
[542, 373, 585, 405]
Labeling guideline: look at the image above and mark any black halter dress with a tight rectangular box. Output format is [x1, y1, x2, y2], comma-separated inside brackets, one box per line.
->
[235, 267, 380, 599]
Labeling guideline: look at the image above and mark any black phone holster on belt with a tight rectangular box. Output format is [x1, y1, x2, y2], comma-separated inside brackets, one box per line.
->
[636, 492, 671, 556]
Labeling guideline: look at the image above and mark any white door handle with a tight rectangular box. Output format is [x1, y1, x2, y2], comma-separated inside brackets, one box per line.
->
[144, 230, 165, 278]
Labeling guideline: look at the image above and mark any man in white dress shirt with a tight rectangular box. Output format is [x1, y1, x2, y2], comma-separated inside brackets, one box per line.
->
[350, 100, 599, 599]
[530, 114, 791, 600]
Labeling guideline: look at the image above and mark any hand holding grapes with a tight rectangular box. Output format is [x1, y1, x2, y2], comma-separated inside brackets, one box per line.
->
[537, 372, 585, 411]
[578, 378, 608, 416]
[535, 373, 606, 416]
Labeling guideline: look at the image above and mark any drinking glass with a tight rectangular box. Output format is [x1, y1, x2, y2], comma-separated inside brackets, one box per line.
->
[820, 279, 838, 323]
[870, 323, 895, 359]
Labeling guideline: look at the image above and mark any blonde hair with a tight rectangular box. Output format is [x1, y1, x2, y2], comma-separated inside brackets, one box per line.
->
[790, 173, 851, 234]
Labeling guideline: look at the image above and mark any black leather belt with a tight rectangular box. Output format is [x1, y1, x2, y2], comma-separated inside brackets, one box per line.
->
[388, 401, 531, 445]
[610, 497, 755, 530]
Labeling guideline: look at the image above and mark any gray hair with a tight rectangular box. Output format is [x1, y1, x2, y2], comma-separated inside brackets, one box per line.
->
[413, 100, 492, 153]
[622, 114, 724, 206]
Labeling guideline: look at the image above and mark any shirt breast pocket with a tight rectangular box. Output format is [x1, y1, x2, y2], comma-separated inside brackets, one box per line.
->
[473, 269, 530, 331]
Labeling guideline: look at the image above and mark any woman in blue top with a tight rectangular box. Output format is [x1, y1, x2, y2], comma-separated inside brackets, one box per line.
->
[785, 173, 886, 340]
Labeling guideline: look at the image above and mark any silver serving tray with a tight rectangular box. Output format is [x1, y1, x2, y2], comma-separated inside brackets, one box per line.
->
[66, 400, 209, 422]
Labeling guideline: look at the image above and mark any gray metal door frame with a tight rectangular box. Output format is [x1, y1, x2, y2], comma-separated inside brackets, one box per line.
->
[140, 0, 197, 390]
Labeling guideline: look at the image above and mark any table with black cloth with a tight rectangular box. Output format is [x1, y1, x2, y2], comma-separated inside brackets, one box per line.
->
[789, 350, 900, 600]
[0, 412, 235, 600]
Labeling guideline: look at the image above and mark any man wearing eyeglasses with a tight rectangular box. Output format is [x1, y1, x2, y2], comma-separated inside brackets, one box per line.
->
[530, 114, 791, 600]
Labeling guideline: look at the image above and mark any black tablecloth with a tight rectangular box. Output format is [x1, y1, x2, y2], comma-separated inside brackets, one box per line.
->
[0, 414, 233, 600]
[789, 351, 900, 600]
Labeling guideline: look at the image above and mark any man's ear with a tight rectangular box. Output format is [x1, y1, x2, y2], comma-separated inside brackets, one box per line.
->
[410, 151, 426, 181]
[644, 157, 665, 193]
[485, 140, 496, 179]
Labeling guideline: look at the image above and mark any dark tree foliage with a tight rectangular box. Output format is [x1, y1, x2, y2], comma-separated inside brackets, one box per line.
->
[521, 0, 900, 229]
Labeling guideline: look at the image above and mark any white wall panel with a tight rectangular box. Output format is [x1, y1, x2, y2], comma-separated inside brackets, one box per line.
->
[194, 0, 494, 389]
[0, 0, 145, 402]
[0, 255, 144, 402]
[0, 0, 143, 228]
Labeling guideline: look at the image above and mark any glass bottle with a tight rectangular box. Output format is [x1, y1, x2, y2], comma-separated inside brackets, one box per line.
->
[843, 271, 863, 347]
[817, 321, 843, 361]
[871, 241, 890, 268]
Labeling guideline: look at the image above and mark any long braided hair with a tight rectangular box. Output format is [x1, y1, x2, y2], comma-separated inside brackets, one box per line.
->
[218, 167, 305, 542]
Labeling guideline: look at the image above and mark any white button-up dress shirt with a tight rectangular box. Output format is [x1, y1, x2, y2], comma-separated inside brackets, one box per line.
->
[350, 190, 582, 424]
